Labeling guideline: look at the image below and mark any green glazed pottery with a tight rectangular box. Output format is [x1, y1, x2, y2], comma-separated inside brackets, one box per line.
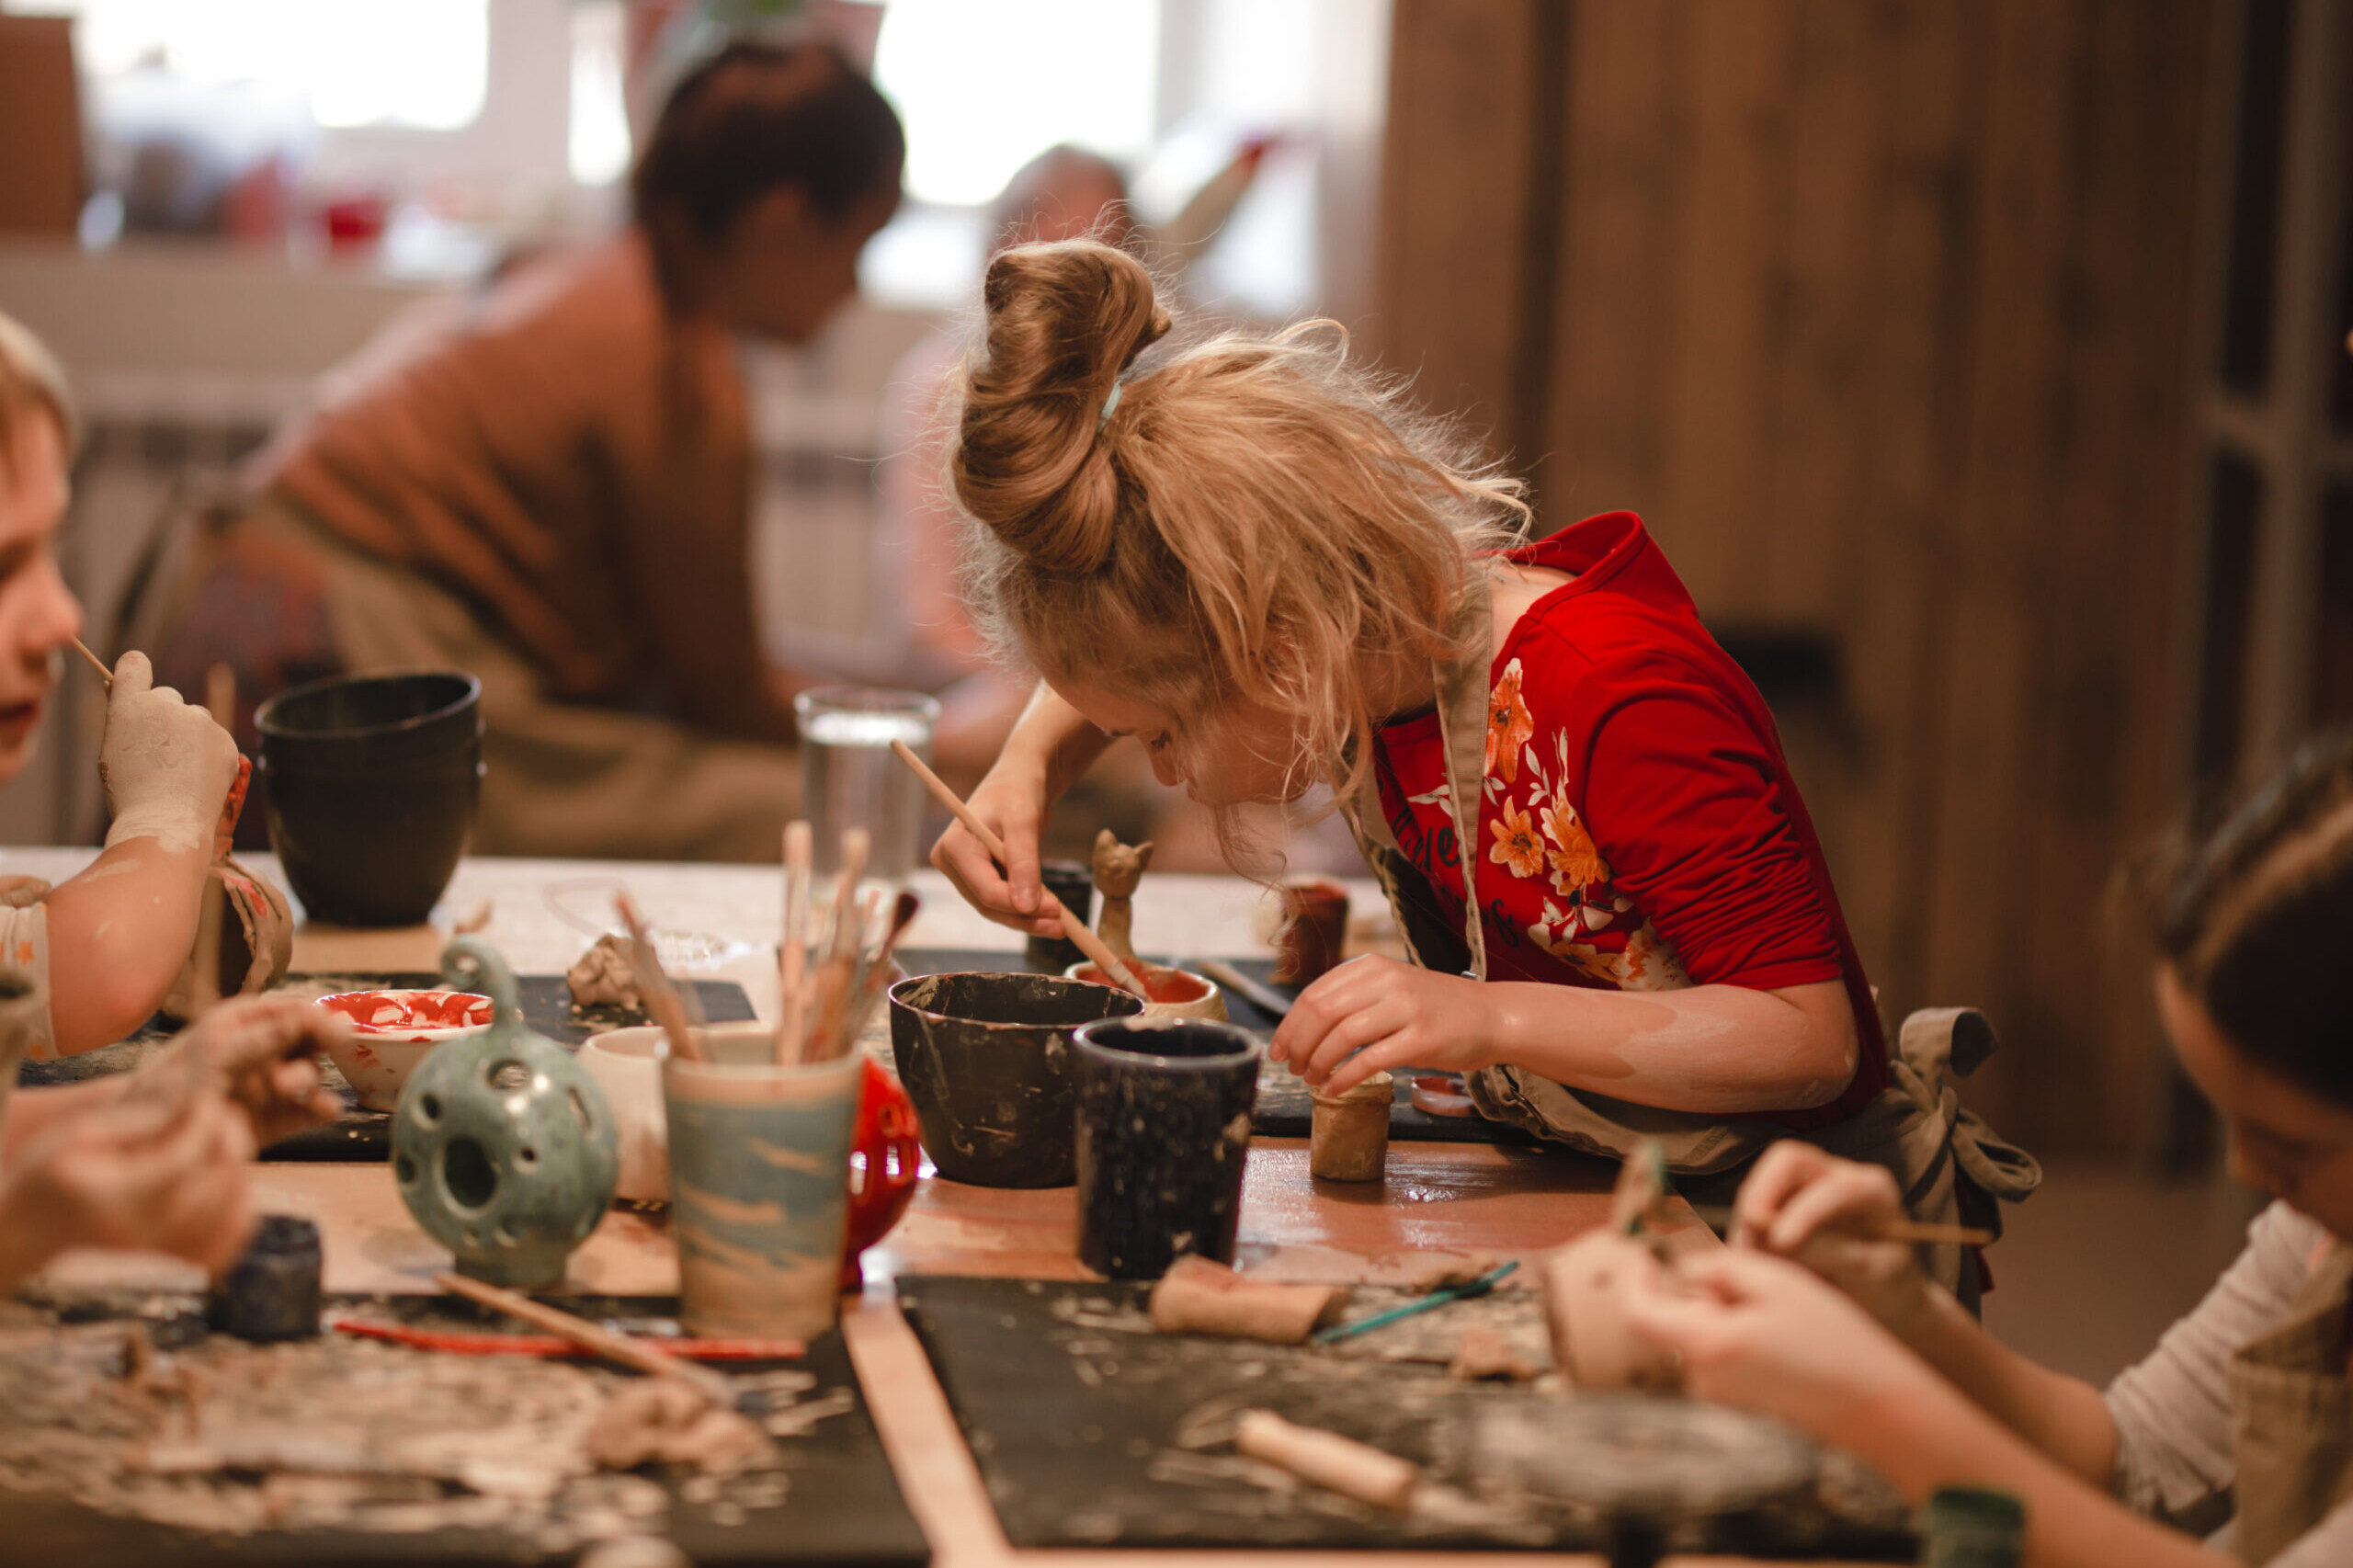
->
[392, 936, 620, 1287]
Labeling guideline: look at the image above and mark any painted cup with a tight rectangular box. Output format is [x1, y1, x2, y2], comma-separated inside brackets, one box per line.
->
[1071, 1017, 1260, 1280]
[1064, 960, 1228, 1022]
[662, 1023, 861, 1338]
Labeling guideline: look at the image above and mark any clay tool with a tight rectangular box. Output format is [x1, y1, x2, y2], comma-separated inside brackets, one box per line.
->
[69, 636, 112, 687]
[778, 820, 813, 1064]
[1233, 1409, 1418, 1511]
[1198, 959, 1294, 1019]
[614, 892, 707, 1062]
[433, 1271, 734, 1405]
[332, 1314, 804, 1362]
[1311, 1259, 1519, 1345]
[1685, 1205, 1995, 1248]
[887, 737, 1149, 998]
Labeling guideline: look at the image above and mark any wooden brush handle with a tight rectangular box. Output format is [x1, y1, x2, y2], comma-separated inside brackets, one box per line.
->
[434, 1271, 737, 1404]
[889, 740, 1150, 999]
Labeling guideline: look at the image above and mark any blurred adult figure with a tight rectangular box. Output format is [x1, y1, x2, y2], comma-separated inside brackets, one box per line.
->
[134, 41, 903, 860]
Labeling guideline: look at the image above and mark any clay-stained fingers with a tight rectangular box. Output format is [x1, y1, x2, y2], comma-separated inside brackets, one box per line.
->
[106, 647, 155, 706]
[1757, 1157, 1904, 1257]
[1267, 954, 1392, 1066]
[928, 815, 1063, 937]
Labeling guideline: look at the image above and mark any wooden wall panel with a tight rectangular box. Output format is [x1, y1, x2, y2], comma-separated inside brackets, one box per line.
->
[1373, 0, 2218, 1156]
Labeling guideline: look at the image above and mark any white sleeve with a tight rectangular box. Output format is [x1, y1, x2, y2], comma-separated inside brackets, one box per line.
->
[2102, 1201, 2325, 1532]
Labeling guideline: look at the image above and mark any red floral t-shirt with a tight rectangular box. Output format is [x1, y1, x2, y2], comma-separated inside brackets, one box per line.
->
[1373, 512, 1887, 1128]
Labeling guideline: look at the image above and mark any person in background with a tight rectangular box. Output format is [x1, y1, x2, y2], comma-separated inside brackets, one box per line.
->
[135, 40, 904, 861]
[0, 311, 345, 1290]
[1623, 732, 2353, 1567]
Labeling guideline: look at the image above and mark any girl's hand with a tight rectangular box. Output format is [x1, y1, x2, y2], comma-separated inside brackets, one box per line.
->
[927, 753, 1067, 939]
[1619, 1247, 1936, 1445]
[165, 995, 351, 1149]
[1733, 1141, 1937, 1337]
[0, 1089, 258, 1284]
[1268, 956, 1498, 1095]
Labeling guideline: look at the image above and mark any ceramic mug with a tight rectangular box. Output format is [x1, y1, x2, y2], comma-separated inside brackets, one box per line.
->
[662, 1024, 861, 1338]
[1071, 1017, 1259, 1280]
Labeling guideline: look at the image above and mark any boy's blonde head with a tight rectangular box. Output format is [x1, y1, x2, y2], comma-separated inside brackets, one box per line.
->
[0, 312, 76, 478]
[948, 239, 1529, 813]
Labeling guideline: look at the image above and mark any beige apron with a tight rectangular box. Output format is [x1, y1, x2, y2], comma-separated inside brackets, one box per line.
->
[1336, 584, 2040, 1290]
[2228, 1244, 2353, 1563]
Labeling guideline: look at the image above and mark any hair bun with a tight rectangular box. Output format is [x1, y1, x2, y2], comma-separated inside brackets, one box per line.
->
[953, 240, 1167, 574]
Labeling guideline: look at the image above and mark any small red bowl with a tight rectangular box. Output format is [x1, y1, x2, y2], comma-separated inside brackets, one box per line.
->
[314, 989, 493, 1110]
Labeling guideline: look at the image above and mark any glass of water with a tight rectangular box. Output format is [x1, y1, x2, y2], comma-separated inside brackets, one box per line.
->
[793, 687, 943, 885]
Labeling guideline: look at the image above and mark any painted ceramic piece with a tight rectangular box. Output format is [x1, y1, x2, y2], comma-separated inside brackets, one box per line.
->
[390, 937, 620, 1288]
[663, 1025, 861, 1338]
[315, 988, 494, 1111]
[889, 971, 1144, 1187]
[1064, 960, 1228, 1022]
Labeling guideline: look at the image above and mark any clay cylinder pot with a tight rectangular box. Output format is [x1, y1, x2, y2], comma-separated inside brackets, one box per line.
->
[1271, 878, 1349, 984]
[888, 971, 1143, 1187]
[1072, 1017, 1259, 1280]
[1310, 1071, 1392, 1182]
[256, 670, 482, 926]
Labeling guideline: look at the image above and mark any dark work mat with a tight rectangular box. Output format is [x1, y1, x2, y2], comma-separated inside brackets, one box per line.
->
[16, 975, 757, 1163]
[0, 1291, 926, 1568]
[896, 1275, 1908, 1556]
[894, 949, 1531, 1146]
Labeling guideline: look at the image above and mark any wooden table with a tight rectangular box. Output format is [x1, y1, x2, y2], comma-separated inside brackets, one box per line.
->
[6, 848, 1859, 1568]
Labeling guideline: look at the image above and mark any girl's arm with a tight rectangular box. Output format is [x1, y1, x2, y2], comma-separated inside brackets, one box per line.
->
[42, 839, 210, 1054]
[929, 682, 1111, 936]
[1275, 963, 1859, 1113]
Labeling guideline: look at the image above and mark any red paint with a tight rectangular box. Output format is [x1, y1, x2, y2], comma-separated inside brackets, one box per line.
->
[316, 988, 494, 1035]
[1074, 964, 1210, 1005]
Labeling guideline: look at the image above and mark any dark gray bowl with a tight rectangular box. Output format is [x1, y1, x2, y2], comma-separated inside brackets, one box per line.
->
[888, 971, 1144, 1187]
[256, 670, 482, 926]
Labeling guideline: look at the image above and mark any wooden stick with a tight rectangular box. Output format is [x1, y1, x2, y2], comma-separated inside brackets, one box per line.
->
[778, 821, 812, 1065]
[433, 1271, 736, 1406]
[615, 892, 705, 1062]
[1198, 959, 1294, 1020]
[828, 826, 870, 962]
[203, 661, 235, 731]
[888, 738, 1150, 998]
[828, 888, 920, 1062]
[1688, 1203, 1995, 1249]
[70, 636, 112, 687]
[1233, 1410, 1418, 1511]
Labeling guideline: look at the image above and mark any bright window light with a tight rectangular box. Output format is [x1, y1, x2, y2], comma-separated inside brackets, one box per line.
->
[872, 0, 1160, 208]
[569, 0, 632, 187]
[18, 0, 488, 131]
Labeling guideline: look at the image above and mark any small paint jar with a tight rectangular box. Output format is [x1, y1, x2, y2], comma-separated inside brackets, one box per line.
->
[1024, 860, 1097, 973]
[1310, 1071, 1393, 1182]
[208, 1213, 323, 1341]
[1271, 879, 1349, 985]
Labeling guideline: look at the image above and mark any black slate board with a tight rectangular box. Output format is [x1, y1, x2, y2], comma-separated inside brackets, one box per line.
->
[15, 975, 758, 1163]
[0, 1293, 926, 1568]
[893, 949, 1530, 1146]
[895, 1276, 1908, 1558]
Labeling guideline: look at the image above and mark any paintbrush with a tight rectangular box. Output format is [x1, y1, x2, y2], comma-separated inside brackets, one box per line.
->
[778, 821, 813, 1065]
[1198, 959, 1295, 1020]
[615, 892, 706, 1062]
[886, 738, 1150, 999]
[1683, 1205, 1996, 1248]
[1312, 1260, 1520, 1344]
[826, 888, 920, 1062]
[69, 636, 112, 688]
[434, 1271, 734, 1406]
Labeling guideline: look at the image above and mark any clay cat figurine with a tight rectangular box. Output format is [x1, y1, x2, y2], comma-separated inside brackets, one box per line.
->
[1091, 828, 1155, 970]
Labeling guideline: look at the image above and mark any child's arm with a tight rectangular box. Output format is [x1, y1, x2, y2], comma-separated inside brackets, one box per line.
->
[1273, 960, 1860, 1114]
[929, 681, 1111, 937]
[39, 652, 238, 1056]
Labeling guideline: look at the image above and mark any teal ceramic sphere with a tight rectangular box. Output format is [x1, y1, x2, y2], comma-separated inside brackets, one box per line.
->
[392, 937, 620, 1288]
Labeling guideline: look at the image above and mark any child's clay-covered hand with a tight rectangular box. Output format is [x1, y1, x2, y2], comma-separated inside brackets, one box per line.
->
[929, 756, 1068, 940]
[0, 1085, 257, 1286]
[1268, 955, 1498, 1094]
[1731, 1141, 1937, 1337]
[158, 994, 350, 1150]
[97, 651, 240, 857]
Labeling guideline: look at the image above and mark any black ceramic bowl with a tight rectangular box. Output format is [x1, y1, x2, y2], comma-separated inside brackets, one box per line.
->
[888, 971, 1144, 1187]
[256, 670, 483, 926]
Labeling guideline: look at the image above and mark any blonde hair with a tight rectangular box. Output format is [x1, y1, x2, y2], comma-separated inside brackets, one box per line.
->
[948, 240, 1530, 823]
[0, 310, 77, 478]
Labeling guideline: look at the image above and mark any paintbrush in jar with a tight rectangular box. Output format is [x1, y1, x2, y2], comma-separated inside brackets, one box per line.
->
[778, 821, 813, 1065]
[823, 888, 920, 1062]
[885, 739, 1151, 999]
[615, 892, 705, 1063]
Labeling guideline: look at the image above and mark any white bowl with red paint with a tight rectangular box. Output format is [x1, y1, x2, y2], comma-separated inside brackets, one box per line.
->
[314, 988, 494, 1111]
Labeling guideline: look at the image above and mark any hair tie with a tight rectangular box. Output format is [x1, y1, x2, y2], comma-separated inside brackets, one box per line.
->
[1097, 381, 1123, 431]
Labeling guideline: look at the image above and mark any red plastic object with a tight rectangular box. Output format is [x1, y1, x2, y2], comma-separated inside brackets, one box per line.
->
[841, 1058, 923, 1289]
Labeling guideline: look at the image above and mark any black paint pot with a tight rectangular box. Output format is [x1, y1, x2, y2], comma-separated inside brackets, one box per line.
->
[207, 1213, 323, 1341]
[256, 670, 482, 926]
[1022, 859, 1097, 972]
[1071, 1017, 1259, 1279]
[889, 971, 1143, 1187]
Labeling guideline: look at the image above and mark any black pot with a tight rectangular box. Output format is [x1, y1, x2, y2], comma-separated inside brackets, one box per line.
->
[1072, 1018, 1259, 1279]
[888, 971, 1143, 1187]
[256, 671, 483, 926]
[1021, 859, 1096, 972]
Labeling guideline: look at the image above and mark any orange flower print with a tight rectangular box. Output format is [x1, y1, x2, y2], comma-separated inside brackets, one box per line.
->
[1540, 789, 1608, 893]
[1484, 660, 1535, 784]
[1489, 797, 1546, 880]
